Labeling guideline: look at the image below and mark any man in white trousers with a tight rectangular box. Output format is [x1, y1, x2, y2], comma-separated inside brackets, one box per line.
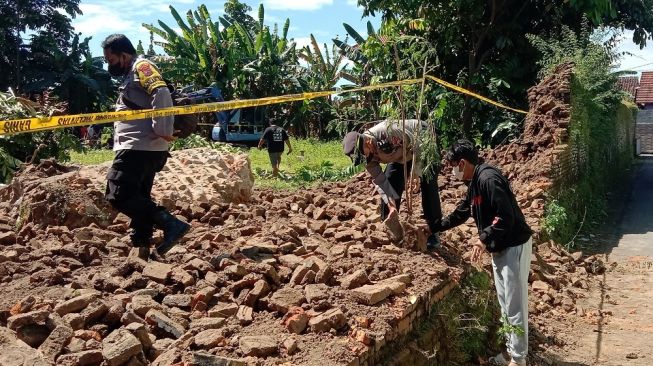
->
[433, 139, 533, 366]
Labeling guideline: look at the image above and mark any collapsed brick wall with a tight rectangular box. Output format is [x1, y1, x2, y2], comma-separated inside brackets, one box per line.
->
[0, 63, 608, 366]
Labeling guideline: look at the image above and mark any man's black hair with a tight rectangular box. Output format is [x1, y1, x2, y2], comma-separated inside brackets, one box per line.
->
[101, 34, 137, 56]
[446, 139, 479, 165]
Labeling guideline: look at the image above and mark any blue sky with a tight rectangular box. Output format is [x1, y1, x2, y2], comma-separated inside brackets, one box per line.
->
[72, 1, 652, 75]
[73, 0, 380, 60]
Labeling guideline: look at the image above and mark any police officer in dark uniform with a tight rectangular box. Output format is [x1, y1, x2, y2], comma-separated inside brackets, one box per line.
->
[102, 34, 189, 257]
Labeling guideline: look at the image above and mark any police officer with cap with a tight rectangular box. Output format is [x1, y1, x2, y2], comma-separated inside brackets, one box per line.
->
[343, 119, 442, 250]
[102, 34, 190, 257]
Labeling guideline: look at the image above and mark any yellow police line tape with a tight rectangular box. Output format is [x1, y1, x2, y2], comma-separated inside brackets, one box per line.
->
[0, 75, 528, 136]
[425, 75, 529, 115]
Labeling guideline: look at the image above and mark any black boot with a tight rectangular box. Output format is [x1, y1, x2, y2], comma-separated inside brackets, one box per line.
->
[131, 228, 153, 248]
[426, 233, 441, 251]
[130, 229, 153, 259]
[152, 210, 190, 256]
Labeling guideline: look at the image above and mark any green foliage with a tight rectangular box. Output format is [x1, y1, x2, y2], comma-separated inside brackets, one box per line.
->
[1, 0, 113, 114]
[0, 90, 82, 183]
[24, 34, 115, 114]
[352, 0, 653, 143]
[136, 40, 145, 55]
[252, 161, 363, 189]
[147, 2, 299, 103]
[496, 314, 525, 346]
[0, 146, 21, 183]
[170, 134, 214, 151]
[291, 160, 363, 183]
[409, 270, 500, 364]
[533, 28, 636, 248]
[297, 34, 347, 138]
[0, 0, 82, 92]
[69, 149, 114, 166]
[543, 199, 570, 241]
[249, 138, 354, 189]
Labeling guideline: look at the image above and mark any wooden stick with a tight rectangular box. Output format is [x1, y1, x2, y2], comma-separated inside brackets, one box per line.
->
[393, 44, 411, 214]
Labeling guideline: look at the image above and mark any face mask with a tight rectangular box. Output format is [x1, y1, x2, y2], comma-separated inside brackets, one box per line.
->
[107, 55, 127, 77]
[452, 161, 465, 180]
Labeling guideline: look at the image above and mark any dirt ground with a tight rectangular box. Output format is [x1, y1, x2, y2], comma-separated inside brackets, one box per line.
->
[531, 159, 653, 366]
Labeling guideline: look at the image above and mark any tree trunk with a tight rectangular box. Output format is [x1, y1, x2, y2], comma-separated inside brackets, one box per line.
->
[462, 50, 478, 138]
[462, 95, 473, 138]
[14, 2, 21, 93]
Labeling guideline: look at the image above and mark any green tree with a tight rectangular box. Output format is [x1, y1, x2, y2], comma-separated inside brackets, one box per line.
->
[136, 40, 145, 55]
[22, 34, 114, 114]
[297, 34, 347, 137]
[223, 0, 257, 30]
[354, 0, 653, 140]
[146, 2, 299, 101]
[147, 31, 157, 57]
[0, 0, 82, 92]
[0, 91, 83, 183]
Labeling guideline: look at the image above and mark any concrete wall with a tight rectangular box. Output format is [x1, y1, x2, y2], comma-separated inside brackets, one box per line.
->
[636, 110, 653, 154]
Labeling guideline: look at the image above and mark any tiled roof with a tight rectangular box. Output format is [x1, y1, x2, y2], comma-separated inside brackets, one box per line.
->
[617, 76, 639, 99]
[636, 72, 653, 104]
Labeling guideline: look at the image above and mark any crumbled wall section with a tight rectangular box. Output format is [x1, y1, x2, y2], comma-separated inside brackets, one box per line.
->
[0, 148, 254, 231]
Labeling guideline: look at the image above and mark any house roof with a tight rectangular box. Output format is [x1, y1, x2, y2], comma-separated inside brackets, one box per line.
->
[617, 76, 639, 99]
[635, 72, 653, 104]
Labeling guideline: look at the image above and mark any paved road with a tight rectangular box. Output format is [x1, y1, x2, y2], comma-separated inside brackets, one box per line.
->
[610, 157, 653, 260]
[553, 158, 653, 365]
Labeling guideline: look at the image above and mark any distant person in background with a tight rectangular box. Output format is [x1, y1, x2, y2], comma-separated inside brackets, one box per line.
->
[258, 119, 292, 177]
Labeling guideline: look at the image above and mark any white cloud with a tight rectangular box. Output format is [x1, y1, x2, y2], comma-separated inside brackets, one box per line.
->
[73, 0, 206, 46]
[294, 36, 312, 50]
[74, 4, 138, 35]
[263, 0, 333, 11]
[247, 8, 280, 24]
[346, 0, 358, 7]
[616, 30, 653, 72]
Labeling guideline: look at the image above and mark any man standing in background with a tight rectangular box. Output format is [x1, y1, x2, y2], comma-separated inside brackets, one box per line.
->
[259, 119, 292, 177]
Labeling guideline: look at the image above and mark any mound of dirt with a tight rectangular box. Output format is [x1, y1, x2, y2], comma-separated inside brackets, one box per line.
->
[0, 148, 254, 234]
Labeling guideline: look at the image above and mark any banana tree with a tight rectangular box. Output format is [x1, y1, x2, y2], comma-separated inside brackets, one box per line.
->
[230, 6, 299, 99]
[331, 21, 387, 129]
[145, 3, 299, 103]
[296, 34, 347, 137]
[21, 34, 114, 114]
[143, 4, 238, 97]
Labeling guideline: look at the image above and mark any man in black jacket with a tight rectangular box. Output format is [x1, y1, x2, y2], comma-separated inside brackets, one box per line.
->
[435, 139, 532, 366]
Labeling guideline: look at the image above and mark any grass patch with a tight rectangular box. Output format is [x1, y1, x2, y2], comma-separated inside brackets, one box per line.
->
[379, 269, 500, 365]
[67, 138, 356, 190]
[69, 149, 114, 165]
[251, 138, 358, 189]
[249, 138, 350, 173]
[431, 270, 500, 363]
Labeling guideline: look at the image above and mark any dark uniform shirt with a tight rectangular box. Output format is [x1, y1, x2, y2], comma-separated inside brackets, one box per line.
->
[262, 126, 288, 153]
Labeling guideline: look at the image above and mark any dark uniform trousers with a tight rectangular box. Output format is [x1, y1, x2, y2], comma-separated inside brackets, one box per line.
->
[379, 161, 443, 233]
[105, 149, 169, 245]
